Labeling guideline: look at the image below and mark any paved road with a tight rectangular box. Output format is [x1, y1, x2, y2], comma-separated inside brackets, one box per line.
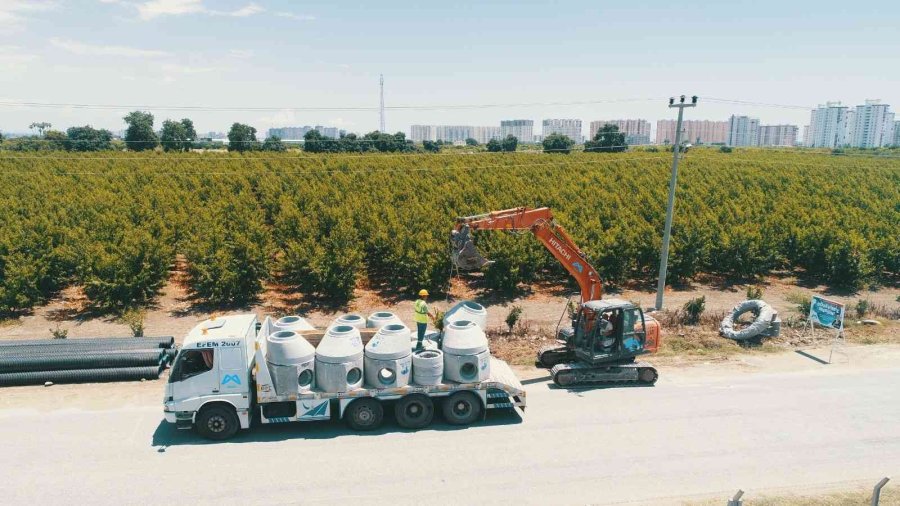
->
[2, 364, 899, 505]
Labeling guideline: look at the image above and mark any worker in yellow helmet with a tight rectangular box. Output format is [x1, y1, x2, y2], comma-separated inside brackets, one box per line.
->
[413, 289, 433, 351]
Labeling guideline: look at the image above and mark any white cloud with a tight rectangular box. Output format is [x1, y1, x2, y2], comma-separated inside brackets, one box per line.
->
[0, 45, 37, 72]
[0, 1, 56, 32]
[135, 0, 264, 20]
[50, 37, 170, 58]
[136, 0, 204, 20]
[276, 12, 315, 21]
[160, 62, 219, 74]
[229, 49, 254, 59]
[217, 3, 263, 17]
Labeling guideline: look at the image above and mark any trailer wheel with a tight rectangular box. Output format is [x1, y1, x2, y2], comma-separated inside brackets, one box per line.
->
[345, 398, 384, 431]
[442, 391, 481, 426]
[196, 404, 239, 440]
[395, 394, 434, 430]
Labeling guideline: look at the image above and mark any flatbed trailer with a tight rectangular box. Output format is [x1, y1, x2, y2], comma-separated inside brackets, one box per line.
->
[164, 314, 526, 439]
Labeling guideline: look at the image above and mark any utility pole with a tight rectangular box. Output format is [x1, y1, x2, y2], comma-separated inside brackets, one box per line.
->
[655, 95, 697, 311]
[379, 74, 386, 133]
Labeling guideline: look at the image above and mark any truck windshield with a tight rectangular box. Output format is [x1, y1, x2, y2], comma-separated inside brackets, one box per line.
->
[168, 349, 214, 383]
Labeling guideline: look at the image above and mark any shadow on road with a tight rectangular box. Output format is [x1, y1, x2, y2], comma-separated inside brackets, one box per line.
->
[521, 375, 551, 385]
[151, 408, 523, 449]
[794, 350, 830, 365]
[523, 372, 657, 392]
[547, 382, 656, 393]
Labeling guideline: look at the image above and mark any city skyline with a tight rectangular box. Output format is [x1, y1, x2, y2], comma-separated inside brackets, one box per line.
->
[0, 1, 898, 136]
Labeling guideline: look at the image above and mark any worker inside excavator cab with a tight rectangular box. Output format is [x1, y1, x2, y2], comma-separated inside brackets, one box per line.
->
[594, 309, 621, 355]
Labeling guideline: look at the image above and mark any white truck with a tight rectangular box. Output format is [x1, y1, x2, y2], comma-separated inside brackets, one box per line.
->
[163, 314, 526, 440]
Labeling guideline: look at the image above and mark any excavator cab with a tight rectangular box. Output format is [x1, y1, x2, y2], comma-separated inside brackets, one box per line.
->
[571, 300, 650, 366]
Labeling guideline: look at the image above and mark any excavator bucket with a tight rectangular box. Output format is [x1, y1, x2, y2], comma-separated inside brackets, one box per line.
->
[450, 225, 492, 270]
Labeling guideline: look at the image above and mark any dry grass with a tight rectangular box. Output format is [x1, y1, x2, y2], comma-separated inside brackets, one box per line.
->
[487, 309, 899, 367]
[486, 319, 555, 366]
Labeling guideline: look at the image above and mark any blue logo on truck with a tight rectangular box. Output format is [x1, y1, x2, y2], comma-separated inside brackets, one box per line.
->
[222, 374, 242, 385]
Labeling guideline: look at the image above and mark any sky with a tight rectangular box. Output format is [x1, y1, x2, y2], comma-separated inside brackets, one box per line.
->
[0, 0, 898, 137]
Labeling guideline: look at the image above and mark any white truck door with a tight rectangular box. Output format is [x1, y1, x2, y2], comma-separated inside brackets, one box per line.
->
[170, 348, 219, 406]
[217, 347, 248, 396]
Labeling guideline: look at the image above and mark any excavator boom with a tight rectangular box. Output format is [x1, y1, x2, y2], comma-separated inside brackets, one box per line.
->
[452, 207, 602, 302]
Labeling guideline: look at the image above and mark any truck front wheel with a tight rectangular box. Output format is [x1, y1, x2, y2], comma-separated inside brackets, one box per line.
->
[196, 405, 239, 440]
[345, 398, 384, 431]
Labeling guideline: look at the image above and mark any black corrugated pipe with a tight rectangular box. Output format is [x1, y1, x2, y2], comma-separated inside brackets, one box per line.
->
[0, 336, 175, 348]
[0, 366, 161, 386]
[0, 346, 165, 359]
[0, 350, 165, 373]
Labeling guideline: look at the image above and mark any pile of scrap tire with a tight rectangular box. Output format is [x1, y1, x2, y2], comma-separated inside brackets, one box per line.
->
[719, 300, 781, 340]
[0, 337, 176, 387]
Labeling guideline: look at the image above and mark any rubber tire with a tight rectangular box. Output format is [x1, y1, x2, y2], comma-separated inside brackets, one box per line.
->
[345, 398, 384, 431]
[196, 405, 240, 440]
[442, 391, 482, 426]
[395, 394, 434, 430]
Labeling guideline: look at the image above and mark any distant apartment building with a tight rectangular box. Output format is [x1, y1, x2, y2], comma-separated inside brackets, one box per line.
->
[410, 125, 435, 143]
[894, 121, 900, 146]
[849, 100, 895, 148]
[655, 120, 728, 145]
[473, 126, 501, 144]
[269, 127, 310, 140]
[756, 125, 798, 147]
[410, 125, 499, 144]
[268, 125, 345, 141]
[727, 115, 760, 147]
[805, 102, 852, 148]
[436, 126, 476, 143]
[500, 120, 534, 143]
[590, 119, 651, 145]
[542, 119, 583, 143]
[316, 126, 345, 139]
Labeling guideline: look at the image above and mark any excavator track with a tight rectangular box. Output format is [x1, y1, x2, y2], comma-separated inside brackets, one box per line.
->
[550, 361, 658, 387]
[536, 344, 576, 368]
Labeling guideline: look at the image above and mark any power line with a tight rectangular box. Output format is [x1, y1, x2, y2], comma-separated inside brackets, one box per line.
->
[0, 97, 665, 112]
[703, 97, 814, 110]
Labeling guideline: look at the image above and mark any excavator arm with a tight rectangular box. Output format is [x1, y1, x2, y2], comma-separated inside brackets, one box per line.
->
[452, 207, 603, 303]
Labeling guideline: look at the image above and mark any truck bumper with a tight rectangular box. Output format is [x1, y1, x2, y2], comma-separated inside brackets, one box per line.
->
[163, 411, 177, 424]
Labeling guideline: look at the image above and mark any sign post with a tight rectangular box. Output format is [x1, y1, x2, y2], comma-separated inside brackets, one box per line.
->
[808, 296, 845, 364]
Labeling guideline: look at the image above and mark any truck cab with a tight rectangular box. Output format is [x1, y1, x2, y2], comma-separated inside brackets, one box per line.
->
[163, 314, 257, 439]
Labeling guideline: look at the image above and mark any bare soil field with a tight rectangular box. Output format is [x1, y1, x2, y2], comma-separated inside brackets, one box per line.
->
[1, 270, 897, 368]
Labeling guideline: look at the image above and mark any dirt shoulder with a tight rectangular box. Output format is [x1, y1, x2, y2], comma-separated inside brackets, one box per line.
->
[2, 272, 897, 348]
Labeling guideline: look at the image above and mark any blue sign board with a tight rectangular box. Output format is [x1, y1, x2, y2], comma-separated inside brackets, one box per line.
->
[810, 296, 844, 331]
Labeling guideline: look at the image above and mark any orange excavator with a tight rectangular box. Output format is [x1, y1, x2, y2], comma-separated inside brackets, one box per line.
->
[451, 207, 660, 387]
